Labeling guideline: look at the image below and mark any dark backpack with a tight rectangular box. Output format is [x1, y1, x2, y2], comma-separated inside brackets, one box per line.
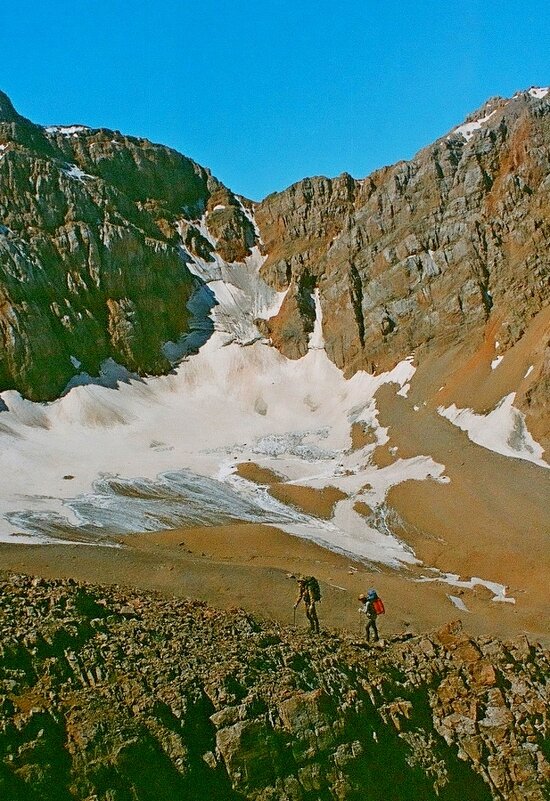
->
[305, 576, 321, 602]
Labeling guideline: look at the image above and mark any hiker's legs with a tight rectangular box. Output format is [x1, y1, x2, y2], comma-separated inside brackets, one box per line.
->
[306, 602, 320, 633]
[366, 619, 379, 642]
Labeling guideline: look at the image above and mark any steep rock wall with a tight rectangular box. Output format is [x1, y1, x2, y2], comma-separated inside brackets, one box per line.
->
[256, 92, 550, 384]
[0, 91, 254, 400]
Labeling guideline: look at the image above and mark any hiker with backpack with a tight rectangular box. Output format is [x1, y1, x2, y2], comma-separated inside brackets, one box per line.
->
[294, 575, 321, 634]
[359, 588, 384, 642]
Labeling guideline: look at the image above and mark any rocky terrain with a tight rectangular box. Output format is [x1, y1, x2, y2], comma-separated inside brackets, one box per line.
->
[0, 90, 254, 399]
[0, 87, 548, 440]
[0, 90, 548, 800]
[255, 89, 550, 446]
[0, 572, 547, 801]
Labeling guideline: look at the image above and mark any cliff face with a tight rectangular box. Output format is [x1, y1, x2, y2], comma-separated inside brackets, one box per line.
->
[0, 90, 254, 400]
[0, 573, 547, 801]
[0, 88, 548, 413]
[255, 90, 549, 413]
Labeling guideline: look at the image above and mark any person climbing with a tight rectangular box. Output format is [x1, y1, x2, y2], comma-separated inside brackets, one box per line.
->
[294, 575, 321, 634]
[359, 588, 384, 643]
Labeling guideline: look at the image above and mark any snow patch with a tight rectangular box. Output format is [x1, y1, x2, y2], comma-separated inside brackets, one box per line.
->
[63, 164, 93, 181]
[438, 393, 547, 468]
[45, 125, 90, 135]
[417, 571, 515, 603]
[491, 355, 503, 370]
[308, 289, 325, 350]
[528, 87, 549, 99]
[0, 207, 450, 568]
[524, 365, 534, 378]
[451, 110, 496, 142]
[448, 595, 470, 612]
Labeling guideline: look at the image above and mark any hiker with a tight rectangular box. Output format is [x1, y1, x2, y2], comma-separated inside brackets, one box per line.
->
[294, 575, 321, 634]
[359, 588, 383, 642]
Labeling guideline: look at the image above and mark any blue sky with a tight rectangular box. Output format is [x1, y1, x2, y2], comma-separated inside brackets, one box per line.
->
[1, 1, 548, 199]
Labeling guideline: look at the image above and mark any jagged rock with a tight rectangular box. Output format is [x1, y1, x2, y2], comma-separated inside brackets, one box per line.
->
[0, 88, 548, 442]
[255, 91, 550, 437]
[0, 93, 257, 399]
[0, 572, 548, 800]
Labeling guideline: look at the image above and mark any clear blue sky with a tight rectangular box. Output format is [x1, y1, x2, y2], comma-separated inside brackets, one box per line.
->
[1, 1, 548, 200]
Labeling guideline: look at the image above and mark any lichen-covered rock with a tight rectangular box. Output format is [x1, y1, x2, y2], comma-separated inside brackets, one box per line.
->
[0, 572, 547, 800]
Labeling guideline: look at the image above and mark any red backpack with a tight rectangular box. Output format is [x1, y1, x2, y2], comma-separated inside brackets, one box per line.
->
[372, 597, 385, 615]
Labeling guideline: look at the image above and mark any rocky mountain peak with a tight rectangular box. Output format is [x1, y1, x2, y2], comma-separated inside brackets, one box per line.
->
[0, 90, 22, 123]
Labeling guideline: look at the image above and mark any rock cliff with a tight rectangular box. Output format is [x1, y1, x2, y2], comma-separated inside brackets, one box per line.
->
[1, 88, 548, 418]
[0, 90, 254, 399]
[255, 90, 550, 435]
[0, 573, 547, 801]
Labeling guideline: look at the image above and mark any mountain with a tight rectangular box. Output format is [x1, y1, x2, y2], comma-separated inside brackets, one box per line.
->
[0, 88, 255, 399]
[0, 89, 548, 648]
[1, 89, 548, 432]
[255, 90, 550, 448]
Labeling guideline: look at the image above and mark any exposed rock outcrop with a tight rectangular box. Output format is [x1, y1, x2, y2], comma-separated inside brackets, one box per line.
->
[0, 573, 547, 800]
[0, 88, 548, 432]
[255, 91, 550, 426]
[0, 94, 255, 399]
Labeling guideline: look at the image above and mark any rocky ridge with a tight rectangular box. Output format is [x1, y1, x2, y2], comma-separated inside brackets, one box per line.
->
[0, 90, 254, 399]
[0, 572, 547, 800]
[257, 91, 549, 366]
[0, 87, 548, 439]
[255, 89, 550, 441]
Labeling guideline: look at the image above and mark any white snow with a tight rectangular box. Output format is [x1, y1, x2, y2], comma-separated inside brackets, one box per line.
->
[396, 383, 410, 397]
[491, 355, 504, 370]
[212, 204, 226, 211]
[194, 214, 218, 248]
[438, 393, 548, 468]
[448, 595, 470, 612]
[0, 206, 528, 600]
[63, 164, 93, 181]
[0, 335, 440, 562]
[417, 571, 515, 603]
[308, 289, 325, 350]
[45, 125, 90, 135]
[0, 207, 448, 565]
[451, 110, 496, 142]
[524, 365, 534, 378]
[528, 87, 549, 99]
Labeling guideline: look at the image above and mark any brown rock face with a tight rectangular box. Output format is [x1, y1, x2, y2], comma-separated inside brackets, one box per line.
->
[256, 91, 550, 391]
[0, 87, 548, 436]
[0, 95, 255, 400]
